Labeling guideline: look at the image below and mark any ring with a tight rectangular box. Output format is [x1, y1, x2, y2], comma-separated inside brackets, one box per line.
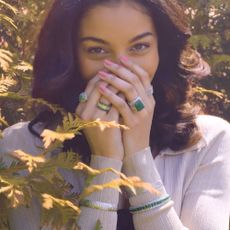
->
[97, 101, 111, 112]
[79, 92, 88, 103]
[128, 96, 145, 112]
[146, 86, 154, 96]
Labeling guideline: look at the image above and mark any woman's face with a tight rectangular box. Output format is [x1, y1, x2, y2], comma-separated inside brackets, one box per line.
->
[76, 1, 159, 82]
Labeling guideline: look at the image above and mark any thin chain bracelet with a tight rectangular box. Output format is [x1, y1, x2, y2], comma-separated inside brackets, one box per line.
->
[80, 199, 117, 212]
[129, 195, 171, 214]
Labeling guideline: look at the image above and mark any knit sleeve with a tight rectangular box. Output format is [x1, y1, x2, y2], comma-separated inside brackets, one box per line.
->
[122, 119, 230, 229]
[123, 147, 188, 230]
[77, 155, 122, 230]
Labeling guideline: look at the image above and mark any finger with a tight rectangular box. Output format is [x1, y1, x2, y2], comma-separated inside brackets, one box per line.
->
[103, 60, 144, 92]
[76, 75, 100, 115]
[98, 71, 138, 102]
[99, 84, 119, 105]
[119, 56, 152, 89]
[98, 84, 134, 124]
[78, 79, 109, 119]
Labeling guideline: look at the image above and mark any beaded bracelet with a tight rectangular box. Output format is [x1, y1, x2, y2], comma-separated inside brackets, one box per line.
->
[129, 195, 171, 214]
[80, 199, 117, 212]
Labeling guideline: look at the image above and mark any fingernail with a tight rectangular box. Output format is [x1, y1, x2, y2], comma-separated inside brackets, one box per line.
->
[98, 84, 106, 93]
[98, 71, 109, 78]
[104, 59, 119, 68]
[120, 55, 129, 63]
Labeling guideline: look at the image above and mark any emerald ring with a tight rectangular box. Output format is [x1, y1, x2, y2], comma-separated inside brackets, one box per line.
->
[79, 92, 88, 103]
[128, 96, 145, 112]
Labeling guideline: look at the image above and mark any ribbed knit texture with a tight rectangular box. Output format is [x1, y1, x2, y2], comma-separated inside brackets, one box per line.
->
[0, 115, 230, 230]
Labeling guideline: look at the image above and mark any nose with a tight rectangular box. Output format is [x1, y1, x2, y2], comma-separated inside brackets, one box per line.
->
[108, 53, 126, 65]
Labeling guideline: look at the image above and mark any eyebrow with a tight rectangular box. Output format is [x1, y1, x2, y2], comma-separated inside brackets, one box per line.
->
[79, 32, 154, 45]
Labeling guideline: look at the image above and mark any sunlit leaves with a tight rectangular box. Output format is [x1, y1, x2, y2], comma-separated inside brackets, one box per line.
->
[41, 129, 75, 149]
[41, 113, 128, 149]
[0, 49, 13, 72]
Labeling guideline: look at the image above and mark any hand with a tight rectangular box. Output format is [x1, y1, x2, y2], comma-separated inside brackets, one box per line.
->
[75, 74, 124, 161]
[97, 58, 155, 156]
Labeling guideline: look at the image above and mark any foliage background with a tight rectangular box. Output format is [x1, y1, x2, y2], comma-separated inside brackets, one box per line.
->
[0, 0, 230, 125]
[0, 0, 229, 229]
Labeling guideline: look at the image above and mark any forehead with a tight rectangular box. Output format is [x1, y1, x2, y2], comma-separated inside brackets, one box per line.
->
[79, 2, 156, 39]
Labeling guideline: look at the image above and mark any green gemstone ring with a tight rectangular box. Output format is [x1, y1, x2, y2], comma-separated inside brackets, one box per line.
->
[79, 92, 88, 103]
[128, 96, 145, 112]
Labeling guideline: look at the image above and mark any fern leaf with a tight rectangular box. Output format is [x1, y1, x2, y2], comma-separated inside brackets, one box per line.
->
[41, 129, 75, 149]
[94, 219, 103, 230]
[0, 49, 13, 72]
[0, 13, 17, 29]
[41, 193, 80, 229]
[0, 0, 18, 14]
[10, 150, 46, 173]
[13, 61, 33, 72]
[0, 76, 17, 93]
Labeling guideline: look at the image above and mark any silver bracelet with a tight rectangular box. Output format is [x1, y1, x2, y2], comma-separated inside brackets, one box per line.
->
[80, 199, 117, 212]
[129, 195, 171, 214]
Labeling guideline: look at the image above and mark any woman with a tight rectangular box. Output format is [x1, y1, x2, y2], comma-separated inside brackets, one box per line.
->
[0, 0, 230, 229]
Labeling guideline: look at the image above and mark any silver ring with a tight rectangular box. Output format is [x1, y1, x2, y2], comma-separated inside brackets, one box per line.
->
[146, 86, 154, 96]
[128, 96, 145, 112]
[96, 101, 111, 112]
[79, 92, 88, 103]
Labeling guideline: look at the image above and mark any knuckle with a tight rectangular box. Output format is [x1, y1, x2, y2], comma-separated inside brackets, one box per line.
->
[80, 112, 90, 121]
[131, 75, 139, 85]
[109, 74, 116, 82]
[117, 99, 126, 110]
[127, 85, 136, 95]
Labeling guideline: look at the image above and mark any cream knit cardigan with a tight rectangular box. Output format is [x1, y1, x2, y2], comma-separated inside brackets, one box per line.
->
[0, 115, 229, 230]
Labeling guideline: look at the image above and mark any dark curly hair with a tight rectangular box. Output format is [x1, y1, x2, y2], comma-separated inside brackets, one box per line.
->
[29, 0, 210, 163]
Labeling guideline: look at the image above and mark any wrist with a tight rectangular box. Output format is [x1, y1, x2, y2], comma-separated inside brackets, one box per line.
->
[85, 155, 123, 205]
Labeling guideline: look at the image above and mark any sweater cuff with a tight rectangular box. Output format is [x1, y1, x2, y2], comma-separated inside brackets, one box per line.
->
[85, 155, 122, 205]
[122, 147, 167, 206]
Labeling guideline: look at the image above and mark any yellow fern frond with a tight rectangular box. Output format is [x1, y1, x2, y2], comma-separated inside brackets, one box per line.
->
[0, 111, 8, 127]
[11, 150, 46, 172]
[0, 49, 13, 72]
[41, 129, 75, 149]
[42, 193, 80, 213]
[193, 86, 226, 99]
[0, 76, 17, 93]
[79, 176, 160, 200]
[13, 61, 33, 72]
[0, 0, 18, 14]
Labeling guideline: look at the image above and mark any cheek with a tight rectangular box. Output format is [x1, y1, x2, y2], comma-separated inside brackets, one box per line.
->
[146, 51, 159, 82]
[77, 47, 105, 81]
[132, 52, 159, 82]
[78, 56, 105, 81]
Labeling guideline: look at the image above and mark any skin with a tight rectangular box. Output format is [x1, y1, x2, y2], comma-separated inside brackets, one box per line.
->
[75, 1, 159, 160]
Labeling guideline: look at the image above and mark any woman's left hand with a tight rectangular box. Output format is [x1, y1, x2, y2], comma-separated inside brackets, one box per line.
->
[97, 57, 155, 157]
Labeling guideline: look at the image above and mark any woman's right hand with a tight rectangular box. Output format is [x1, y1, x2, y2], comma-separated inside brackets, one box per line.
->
[75, 74, 124, 161]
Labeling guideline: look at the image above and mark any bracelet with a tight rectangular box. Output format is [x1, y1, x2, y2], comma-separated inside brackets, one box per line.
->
[80, 199, 117, 212]
[129, 195, 171, 214]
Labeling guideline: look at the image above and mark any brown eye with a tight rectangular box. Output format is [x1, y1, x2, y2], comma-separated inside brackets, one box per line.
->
[130, 43, 150, 52]
[87, 47, 108, 54]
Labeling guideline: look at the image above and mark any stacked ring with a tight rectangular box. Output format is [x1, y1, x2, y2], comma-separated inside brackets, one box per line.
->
[79, 92, 88, 103]
[128, 96, 145, 112]
[97, 101, 111, 112]
[146, 86, 154, 96]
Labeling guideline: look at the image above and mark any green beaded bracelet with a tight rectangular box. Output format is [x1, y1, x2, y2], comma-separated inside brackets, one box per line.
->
[129, 195, 171, 214]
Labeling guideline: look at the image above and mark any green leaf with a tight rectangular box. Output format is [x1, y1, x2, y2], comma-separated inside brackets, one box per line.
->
[94, 219, 103, 230]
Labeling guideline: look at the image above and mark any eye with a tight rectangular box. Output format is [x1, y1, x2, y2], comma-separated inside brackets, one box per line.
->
[130, 43, 151, 52]
[86, 47, 108, 55]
